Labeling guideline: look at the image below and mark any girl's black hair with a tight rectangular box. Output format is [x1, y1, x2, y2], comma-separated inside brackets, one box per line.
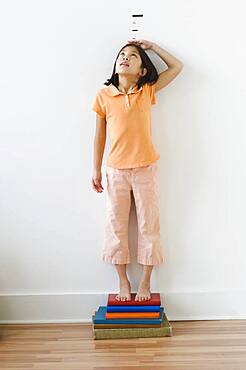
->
[104, 43, 159, 89]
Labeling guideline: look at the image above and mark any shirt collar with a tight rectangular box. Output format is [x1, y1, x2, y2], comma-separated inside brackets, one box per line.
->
[106, 84, 143, 97]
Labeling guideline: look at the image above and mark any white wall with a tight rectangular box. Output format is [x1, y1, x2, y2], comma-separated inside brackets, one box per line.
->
[0, 0, 245, 322]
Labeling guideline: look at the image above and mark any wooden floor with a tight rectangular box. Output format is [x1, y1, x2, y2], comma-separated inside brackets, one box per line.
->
[0, 320, 246, 369]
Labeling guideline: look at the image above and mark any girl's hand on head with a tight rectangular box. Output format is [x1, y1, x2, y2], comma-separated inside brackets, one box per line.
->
[92, 170, 104, 193]
[127, 39, 155, 50]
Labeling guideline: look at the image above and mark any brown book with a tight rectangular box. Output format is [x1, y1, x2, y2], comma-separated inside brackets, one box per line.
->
[94, 322, 162, 328]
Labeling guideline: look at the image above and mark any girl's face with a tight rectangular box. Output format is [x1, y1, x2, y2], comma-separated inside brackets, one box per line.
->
[115, 46, 147, 78]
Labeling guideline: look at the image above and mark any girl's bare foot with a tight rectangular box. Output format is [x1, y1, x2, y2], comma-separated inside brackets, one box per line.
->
[115, 279, 131, 301]
[135, 281, 151, 301]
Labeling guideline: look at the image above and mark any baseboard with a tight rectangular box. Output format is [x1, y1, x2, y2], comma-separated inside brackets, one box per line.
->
[0, 290, 245, 323]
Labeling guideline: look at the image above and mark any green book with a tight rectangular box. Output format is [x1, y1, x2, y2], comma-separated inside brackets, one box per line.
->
[92, 312, 172, 340]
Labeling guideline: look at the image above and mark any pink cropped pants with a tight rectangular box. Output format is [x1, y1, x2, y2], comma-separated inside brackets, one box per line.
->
[102, 161, 165, 265]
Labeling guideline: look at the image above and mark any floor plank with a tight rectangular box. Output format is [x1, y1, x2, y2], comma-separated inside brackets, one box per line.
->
[0, 320, 246, 369]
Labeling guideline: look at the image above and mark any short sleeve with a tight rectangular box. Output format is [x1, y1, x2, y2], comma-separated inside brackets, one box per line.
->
[91, 91, 106, 118]
[148, 83, 157, 105]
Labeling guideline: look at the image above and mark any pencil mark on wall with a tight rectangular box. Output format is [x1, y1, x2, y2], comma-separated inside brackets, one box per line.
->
[130, 14, 143, 39]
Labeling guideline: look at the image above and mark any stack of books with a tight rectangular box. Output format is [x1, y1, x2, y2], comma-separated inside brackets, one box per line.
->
[92, 292, 172, 340]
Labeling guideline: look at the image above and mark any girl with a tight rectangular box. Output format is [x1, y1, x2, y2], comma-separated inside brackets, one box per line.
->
[91, 39, 183, 302]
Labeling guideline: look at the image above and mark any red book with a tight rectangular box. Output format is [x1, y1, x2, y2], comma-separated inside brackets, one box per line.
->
[107, 293, 161, 306]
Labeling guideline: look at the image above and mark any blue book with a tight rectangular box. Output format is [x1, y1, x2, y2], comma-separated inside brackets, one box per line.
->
[107, 305, 160, 313]
[94, 306, 164, 325]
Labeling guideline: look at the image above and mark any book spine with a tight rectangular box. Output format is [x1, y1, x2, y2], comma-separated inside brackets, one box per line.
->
[106, 312, 160, 319]
[94, 324, 161, 328]
[93, 327, 172, 340]
[107, 305, 160, 312]
[108, 300, 161, 306]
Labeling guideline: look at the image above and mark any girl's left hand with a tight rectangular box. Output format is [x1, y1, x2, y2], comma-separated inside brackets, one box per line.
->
[127, 39, 155, 50]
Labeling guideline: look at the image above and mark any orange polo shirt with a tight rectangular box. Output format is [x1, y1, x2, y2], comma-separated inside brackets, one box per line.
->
[91, 82, 160, 169]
